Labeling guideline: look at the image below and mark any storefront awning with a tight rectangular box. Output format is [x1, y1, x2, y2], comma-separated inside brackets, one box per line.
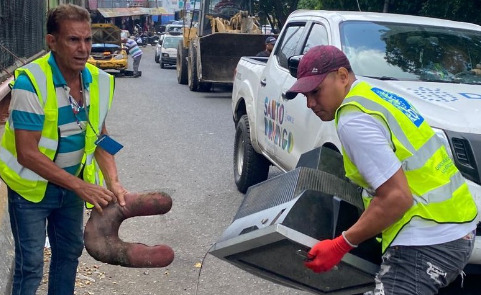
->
[150, 7, 168, 15]
[97, 7, 168, 18]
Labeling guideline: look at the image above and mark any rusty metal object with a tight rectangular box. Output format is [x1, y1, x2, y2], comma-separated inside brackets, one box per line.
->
[84, 191, 174, 268]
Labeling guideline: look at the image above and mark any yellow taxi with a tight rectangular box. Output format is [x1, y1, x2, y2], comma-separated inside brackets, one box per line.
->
[87, 24, 128, 72]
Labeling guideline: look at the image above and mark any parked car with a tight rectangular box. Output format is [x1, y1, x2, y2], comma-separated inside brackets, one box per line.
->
[87, 24, 128, 73]
[155, 34, 183, 68]
[165, 24, 183, 35]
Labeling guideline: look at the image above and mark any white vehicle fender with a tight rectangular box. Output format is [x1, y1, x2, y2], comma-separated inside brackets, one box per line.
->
[233, 76, 262, 151]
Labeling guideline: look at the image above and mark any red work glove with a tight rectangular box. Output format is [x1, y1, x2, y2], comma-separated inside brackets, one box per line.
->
[305, 234, 354, 272]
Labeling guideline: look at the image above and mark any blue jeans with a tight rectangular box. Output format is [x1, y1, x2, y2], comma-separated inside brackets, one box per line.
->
[8, 184, 84, 295]
[370, 231, 475, 295]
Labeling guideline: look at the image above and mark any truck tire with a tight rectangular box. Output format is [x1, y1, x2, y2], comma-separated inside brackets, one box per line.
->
[188, 43, 199, 91]
[177, 42, 188, 85]
[234, 115, 270, 193]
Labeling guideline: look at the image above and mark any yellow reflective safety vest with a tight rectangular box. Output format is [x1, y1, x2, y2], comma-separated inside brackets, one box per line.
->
[0, 53, 114, 203]
[334, 81, 477, 252]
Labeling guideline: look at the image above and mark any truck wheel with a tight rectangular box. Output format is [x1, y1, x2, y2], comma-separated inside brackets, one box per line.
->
[177, 42, 188, 84]
[188, 43, 199, 91]
[155, 53, 159, 63]
[234, 115, 270, 193]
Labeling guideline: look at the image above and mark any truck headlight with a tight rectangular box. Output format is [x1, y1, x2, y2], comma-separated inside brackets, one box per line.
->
[433, 127, 453, 159]
[162, 53, 169, 57]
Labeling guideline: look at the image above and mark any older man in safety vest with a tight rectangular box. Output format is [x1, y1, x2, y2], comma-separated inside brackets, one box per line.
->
[0, 4, 127, 294]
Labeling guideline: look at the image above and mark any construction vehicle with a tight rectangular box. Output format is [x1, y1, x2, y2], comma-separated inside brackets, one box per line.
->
[176, 0, 270, 91]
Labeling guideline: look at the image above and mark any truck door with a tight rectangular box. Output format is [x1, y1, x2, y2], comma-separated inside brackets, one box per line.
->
[278, 21, 341, 170]
[256, 22, 307, 168]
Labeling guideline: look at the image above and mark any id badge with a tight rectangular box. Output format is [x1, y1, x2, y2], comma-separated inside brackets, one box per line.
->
[95, 134, 123, 155]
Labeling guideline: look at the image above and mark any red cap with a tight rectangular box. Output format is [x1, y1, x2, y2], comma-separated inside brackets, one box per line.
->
[285, 45, 351, 100]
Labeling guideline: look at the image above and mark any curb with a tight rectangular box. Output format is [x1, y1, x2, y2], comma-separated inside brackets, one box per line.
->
[0, 125, 14, 295]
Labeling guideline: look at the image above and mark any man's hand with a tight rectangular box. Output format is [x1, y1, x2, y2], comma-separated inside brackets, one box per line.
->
[73, 181, 115, 213]
[108, 181, 128, 206]
[305, 235, 354, 272]
[94, 125, 127, 207]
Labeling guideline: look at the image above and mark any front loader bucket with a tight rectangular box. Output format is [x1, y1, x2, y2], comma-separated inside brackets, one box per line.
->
[198, 33, 268, 84]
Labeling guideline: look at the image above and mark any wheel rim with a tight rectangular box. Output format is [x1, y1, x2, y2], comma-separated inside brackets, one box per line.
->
[236, 133, 245, 177]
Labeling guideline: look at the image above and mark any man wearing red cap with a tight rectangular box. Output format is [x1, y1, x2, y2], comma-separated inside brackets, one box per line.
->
[285, 45, 477, 294]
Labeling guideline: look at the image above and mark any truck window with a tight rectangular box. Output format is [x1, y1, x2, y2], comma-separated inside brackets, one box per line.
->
[340, 21, 481, 84]
[275, 24, 306, 69]
[303, 23, 329, 54]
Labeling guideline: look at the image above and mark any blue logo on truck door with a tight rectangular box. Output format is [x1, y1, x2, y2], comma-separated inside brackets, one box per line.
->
[264, 97, 294, 153]
[372, 87, 425, 127]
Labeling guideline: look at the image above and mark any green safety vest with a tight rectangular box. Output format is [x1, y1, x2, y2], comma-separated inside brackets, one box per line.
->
[334, 81, 477, 252]
[0, 53, 114, 203]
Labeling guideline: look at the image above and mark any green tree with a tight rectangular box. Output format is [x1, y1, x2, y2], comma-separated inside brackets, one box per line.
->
[318, 0, 385, 12]
[256, 0, 481, 33]
[297, 0, 322, 10]
[295, 0, 481, 25]
[254, 0, 300, 31]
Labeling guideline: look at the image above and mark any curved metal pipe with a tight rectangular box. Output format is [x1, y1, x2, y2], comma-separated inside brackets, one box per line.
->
[84, 191, 174, 268]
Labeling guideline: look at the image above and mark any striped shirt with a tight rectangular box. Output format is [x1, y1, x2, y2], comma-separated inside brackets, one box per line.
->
[125, 39, 143, 58]
[10, 53, 91, 178]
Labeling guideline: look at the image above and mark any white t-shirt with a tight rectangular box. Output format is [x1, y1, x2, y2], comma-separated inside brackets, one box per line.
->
[337, 87, 476, 246]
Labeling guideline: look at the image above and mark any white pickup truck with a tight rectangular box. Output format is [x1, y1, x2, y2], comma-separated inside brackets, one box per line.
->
[231, 10, 481, 278]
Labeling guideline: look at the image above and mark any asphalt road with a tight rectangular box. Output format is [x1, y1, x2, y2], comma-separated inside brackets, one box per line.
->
[37, 46, 309, 295]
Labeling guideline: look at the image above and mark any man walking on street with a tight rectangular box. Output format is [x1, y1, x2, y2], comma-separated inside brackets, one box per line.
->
[0, 4, 127, 294]
[122, 37, 143, 77]
[285, 45, 478, 295]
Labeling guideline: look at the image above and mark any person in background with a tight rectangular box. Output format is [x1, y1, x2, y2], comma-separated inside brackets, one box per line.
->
[122, 37, 143, 78]
[256, 36, 276, 57]
[0, 4, 127, 294]
[285, 45, 477, 295]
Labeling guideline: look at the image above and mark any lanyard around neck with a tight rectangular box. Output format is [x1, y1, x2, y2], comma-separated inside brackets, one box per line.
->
[79, 74, 99, 137]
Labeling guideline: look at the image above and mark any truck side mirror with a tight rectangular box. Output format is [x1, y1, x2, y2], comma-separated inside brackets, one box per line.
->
[288, 55, 302, 78]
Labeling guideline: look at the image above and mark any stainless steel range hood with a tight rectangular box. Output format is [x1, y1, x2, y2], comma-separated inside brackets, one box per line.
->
[210, 148, 381, 294]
